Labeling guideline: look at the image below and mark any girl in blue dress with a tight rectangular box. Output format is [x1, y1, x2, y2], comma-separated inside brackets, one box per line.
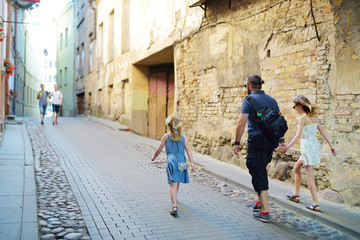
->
[151, 114, 195, 215]
[279, 96, 337, 211]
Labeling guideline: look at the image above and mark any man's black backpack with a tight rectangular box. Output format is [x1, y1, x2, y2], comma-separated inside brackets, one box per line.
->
[246, 95, 288, 148]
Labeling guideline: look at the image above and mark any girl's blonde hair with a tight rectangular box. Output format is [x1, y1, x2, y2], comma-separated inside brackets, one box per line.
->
[166, 114, 182, 142]
[293, 95, 316, 116]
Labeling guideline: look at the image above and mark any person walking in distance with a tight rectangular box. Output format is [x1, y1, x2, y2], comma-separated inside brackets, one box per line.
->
[37, 84, 50, 125]
[151, 114, 195, 216]
[279, 96, 337, 211]
[50, 84, 63, 125]
[233, 74, 284, 223]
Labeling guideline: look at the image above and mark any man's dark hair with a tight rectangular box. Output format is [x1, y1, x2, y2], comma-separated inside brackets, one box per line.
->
[247, 74, 265, 89]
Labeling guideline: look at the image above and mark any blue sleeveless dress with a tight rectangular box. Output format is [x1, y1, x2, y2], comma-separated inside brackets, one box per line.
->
[165, 134, 190, 184]
[299, 117, 321, 166]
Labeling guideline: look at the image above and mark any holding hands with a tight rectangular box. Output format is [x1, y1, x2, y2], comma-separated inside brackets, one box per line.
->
[278, 143, 337, 156]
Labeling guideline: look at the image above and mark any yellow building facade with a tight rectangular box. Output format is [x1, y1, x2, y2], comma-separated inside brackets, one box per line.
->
[87, 0, 203, 137]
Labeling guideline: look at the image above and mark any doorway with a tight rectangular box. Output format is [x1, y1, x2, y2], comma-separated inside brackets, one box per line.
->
[77, 92, 85, 115]
[148, 66, 174, 139]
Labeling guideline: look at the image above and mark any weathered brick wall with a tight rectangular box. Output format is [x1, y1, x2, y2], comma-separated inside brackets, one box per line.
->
[175, 0, 360, 206]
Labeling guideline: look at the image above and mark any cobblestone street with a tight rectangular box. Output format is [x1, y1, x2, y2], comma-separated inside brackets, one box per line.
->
[25, 117, 351, 240]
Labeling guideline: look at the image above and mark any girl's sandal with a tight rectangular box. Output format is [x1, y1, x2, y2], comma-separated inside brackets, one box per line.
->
[306, 203, 320, 212]
[170, 206, 178, 216]
[286, 193, 300, 203]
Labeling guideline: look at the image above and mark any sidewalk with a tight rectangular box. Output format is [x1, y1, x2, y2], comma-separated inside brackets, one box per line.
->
[87, 116, 360, 239]
[0, 121, 38, 240]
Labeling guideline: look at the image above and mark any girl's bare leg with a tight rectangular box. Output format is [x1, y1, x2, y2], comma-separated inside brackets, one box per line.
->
[293, 160, 303, 196]
[176, 183, 180, 193]
[170, 182, 178, 207]
[305, 165, 320, 209]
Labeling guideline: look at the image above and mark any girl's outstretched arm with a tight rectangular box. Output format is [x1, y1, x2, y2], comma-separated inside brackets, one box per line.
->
[151, 134, 168, 161]
[317, 119, 337, 156]
[283, 117, 306, 153]
[183, 135, 195, 171]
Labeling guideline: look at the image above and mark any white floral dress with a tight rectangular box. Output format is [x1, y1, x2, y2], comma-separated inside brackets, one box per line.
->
[299, 117, 321, 166]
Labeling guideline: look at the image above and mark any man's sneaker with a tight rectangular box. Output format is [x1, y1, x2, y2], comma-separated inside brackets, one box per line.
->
[41, 120, 44, 125]
[252, 202, 262, 212]
[56, 121, 58, 125]
[253, 211, 270, 223]
[52, 121, 55, 125]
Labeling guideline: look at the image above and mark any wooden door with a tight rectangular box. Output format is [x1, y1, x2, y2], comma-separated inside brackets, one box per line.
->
[148, 68, 174, 139]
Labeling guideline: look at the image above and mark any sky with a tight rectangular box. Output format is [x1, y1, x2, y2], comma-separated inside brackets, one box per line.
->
[25, 0, 71, 57]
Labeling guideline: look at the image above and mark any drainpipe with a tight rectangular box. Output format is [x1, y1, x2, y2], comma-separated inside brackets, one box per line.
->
[22, 31, 26, 117]
[13, 8, 17, 115]
[5, 3, 12, 115]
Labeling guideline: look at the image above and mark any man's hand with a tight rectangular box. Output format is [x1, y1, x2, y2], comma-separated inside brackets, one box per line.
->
[233, 145, 240, 155]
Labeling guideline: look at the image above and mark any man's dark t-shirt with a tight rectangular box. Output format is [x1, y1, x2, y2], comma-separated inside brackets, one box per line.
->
[241, 90, 280, 136]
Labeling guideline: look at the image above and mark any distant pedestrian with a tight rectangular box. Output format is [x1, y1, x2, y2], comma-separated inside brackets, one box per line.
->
[279, 96, 337, 211]
[50, 84, 63, 125]
[37, 84, 50, 125]
[151, 114, 195, 216]
[233, 74, 284, 223]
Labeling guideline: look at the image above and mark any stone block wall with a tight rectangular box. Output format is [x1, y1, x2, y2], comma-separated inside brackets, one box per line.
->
[175, 0, 360, 206]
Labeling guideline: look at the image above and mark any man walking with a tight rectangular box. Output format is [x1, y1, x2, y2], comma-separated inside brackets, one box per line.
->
[37, 84, 50, 125]
[233, 74, 283, 223]
[50, 84, 63, 125]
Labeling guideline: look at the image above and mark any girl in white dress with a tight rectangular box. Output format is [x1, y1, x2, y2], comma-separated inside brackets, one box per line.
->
[279, 96, 337, 211]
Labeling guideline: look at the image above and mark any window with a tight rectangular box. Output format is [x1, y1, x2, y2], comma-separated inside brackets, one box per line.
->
[26, 87, 29, 104]
[81, 43, 85, 77]
[64, 67, 68, 85]
[121, 0, 129, 53]
[49, 75, 51, 83]
[49, 61, 52, 68]
[89, 40, 93, 73]
[33, 89, 36, 105]
[98, 23, 103, 69]
[45, 61, 47, 69]
[65, 28, 69, 46]
[60, 33, 63, 50]
[76, 48, 80, 79]
[109, 10, 114, 61]
[59, 69, 63, 86]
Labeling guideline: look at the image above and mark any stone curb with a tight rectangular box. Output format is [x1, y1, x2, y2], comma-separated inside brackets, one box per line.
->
[85, 116, 130, 131]
[21, 123, 39, 240]
[200, 167, 360, 239]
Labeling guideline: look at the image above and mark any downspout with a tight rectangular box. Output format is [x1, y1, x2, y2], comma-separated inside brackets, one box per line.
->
[5, 3, 12, 115]
[13, 8, 17, 115]
[22, 31, 26, 116]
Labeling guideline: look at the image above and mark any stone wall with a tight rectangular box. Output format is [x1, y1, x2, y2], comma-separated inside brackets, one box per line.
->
[175, 0, 360, 206]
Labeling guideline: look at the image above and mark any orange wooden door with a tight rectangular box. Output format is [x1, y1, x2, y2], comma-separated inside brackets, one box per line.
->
[148, 68, 174, 139]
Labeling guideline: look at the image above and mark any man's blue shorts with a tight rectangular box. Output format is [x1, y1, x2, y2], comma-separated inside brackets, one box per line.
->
[39, 104, 47, 114]
[52, 104, 60, 113]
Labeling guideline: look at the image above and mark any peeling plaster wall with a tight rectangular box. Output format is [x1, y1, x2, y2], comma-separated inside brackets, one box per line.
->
[175, 0, 360, 206]
[89, 0, 203, 134]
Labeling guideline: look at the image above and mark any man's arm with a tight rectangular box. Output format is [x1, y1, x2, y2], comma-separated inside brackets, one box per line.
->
[233, 113, 248, 155]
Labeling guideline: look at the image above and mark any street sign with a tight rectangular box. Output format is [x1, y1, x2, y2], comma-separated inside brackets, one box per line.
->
[12, 0, 40, 10]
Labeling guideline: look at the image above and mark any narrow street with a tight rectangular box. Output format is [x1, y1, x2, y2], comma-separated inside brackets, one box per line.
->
[29, 117, 303, 240]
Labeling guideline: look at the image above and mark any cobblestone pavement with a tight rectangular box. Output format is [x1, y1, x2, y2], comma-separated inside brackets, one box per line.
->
[26, 120, 91, 240]
[26, 117, 349, 240]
